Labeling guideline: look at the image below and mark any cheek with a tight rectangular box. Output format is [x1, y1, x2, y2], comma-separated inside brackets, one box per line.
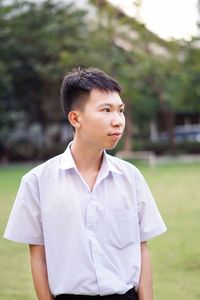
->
[123, 117, 126, 128]
[119, 115, 125, 129]
[82, 118, 105, 133]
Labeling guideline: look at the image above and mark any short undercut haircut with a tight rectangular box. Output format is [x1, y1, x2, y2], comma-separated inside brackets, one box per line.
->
[61, 67, 121, 124]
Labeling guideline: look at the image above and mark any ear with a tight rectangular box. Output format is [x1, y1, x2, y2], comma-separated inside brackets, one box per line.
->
[68, 111, 81, 129]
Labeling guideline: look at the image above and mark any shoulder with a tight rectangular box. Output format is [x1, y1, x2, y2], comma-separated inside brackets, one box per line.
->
[106, 153, 142, 178]
[22, 153, 62, 184]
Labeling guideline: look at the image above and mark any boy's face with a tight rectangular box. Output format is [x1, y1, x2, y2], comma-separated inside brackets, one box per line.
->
[74, 88, 125, 150]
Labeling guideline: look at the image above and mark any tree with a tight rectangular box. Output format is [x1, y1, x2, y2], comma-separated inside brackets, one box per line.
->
[0, 0, 90, 158]
[1, 0, 198, 160]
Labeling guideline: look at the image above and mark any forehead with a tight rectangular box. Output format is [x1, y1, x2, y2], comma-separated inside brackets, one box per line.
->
[86, 89, 124, 107]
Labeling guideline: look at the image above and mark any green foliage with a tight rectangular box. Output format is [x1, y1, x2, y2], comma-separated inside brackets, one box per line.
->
[0, 0, 200, 158]
[177, 40, 200, 111]
[0, 0, 90, 123]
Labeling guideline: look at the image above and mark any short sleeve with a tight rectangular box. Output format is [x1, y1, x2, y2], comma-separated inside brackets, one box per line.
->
[135, 170, 167, 242]
[3, 173, 44, 245]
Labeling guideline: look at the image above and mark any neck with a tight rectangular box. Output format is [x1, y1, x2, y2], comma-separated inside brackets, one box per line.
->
[70, 138, 104, 174]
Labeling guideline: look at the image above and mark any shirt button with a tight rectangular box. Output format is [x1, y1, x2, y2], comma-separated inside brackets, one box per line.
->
[87, 223, 95, 229]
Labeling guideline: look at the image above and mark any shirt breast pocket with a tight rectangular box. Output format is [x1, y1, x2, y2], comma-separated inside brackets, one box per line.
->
[105, 208, 140, 249]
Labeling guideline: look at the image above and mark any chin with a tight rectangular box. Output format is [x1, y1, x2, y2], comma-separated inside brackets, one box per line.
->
[105, 141, 119, 150]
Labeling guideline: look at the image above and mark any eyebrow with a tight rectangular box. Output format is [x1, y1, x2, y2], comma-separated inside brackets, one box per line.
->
[99, 103, 125, 108]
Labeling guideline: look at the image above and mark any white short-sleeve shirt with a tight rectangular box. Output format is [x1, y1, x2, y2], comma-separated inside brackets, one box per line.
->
[4, 142, 167, 297]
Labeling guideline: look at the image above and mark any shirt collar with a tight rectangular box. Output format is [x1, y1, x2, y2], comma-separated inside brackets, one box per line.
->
[59, 141, 77, 171]
[59, 141, 123, 175]
[102, 152, 123, 175]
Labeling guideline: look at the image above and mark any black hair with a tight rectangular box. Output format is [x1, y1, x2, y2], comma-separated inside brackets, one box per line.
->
[61, 67, 121, 123]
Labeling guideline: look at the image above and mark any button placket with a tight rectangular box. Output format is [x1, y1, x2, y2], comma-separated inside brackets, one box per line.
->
[86, 198, 113, 294]
[86, 200, 98, 231]
[90, 237, 113, 295]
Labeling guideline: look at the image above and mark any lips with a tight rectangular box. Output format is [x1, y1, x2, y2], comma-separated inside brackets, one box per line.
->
[108, 132, 122, 136]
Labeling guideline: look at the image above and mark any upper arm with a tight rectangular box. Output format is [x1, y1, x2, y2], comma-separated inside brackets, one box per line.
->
[141, 241, 148, 252]
[4, 174, 44, 245]
[29, 244, 46, 263]
[135, 170, 167, 242]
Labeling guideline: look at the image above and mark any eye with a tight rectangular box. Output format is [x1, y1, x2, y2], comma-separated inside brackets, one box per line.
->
[102, 107, 110, 112]
[119, 107, 125, 113]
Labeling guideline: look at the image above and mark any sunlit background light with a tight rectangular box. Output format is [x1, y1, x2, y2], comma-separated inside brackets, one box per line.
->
[109, 0, 199, 40]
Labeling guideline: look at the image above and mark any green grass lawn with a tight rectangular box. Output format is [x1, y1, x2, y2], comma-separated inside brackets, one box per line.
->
[0, 162, 200, 300]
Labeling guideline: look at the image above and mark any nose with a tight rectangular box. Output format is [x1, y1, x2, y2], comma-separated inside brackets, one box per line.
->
[111, 112, 125, 127]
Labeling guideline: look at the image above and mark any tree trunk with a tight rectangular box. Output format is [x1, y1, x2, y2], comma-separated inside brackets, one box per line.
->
[150, 120, 159, 142]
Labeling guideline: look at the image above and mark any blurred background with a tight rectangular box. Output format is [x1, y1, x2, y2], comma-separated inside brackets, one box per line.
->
[1, 0, 200, 162]
[1, 1, 200, 300]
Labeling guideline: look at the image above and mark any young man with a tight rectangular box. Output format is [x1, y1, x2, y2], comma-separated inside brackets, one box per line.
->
[4, 68, 167, 300]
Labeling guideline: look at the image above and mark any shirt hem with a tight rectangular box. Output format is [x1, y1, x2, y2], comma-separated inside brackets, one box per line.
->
[140, 226, 167, 242]
[3, 232, 44, 245]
